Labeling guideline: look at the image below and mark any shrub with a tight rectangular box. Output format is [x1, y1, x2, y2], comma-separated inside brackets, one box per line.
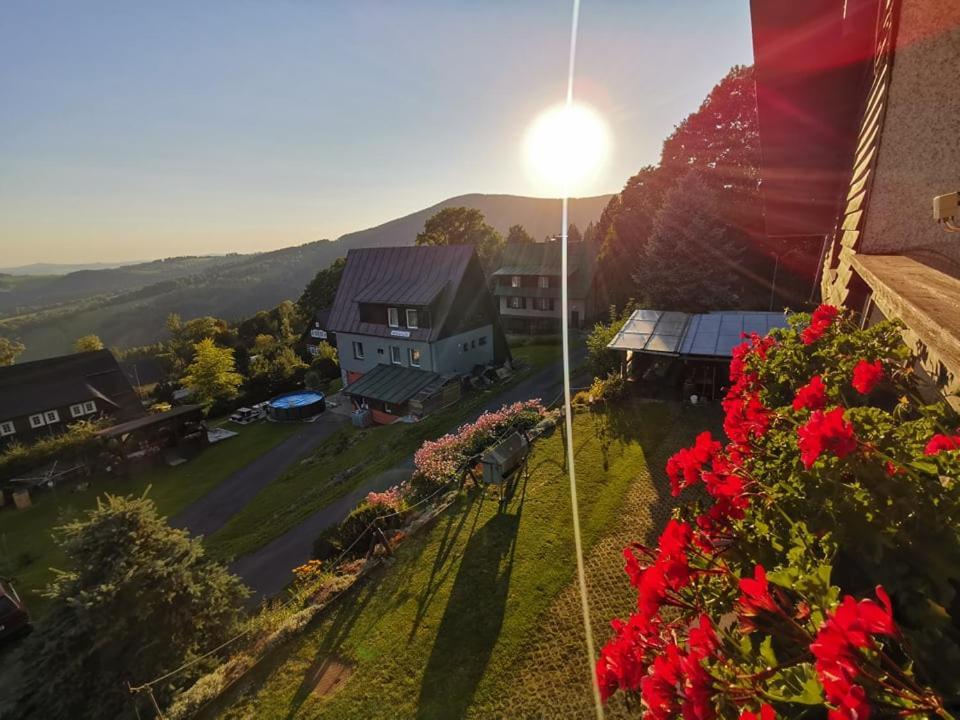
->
[0, 419, 107, 478]
[573, 374, 625, 406]
[595, 306, 959, 718]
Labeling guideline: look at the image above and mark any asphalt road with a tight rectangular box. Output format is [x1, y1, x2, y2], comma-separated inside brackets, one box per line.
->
[170, 413, 349, 537]
[231, 350, 584, 604]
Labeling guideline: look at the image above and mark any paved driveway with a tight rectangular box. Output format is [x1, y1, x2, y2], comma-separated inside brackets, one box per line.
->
[233, 350, 584, 603]
[171, 413, 349, 537]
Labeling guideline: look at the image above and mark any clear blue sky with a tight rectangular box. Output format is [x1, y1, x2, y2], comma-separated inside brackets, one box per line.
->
[0, 1, 753, 265]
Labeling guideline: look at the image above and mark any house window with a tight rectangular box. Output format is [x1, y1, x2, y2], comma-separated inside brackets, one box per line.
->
[539, 276, 549, 289]
[479, 336, 487, 346]
[45, 410, 60, 424]
[508, 296, 525, 310]
[29, 413, 45, 429]
[70, 404, 85, 418]
[511, 275, 521, 288]
[83, 401, 96, 414]
[390, 346, 401, 365]
[409, 348, 421, 367]
[406, 309, 419, 329]
[387, 307, 399, 328]
[471, 340, 476, 349]
[308, 345, 319, 356]
[0, 421, 15, 437]
[310, 328, 326, 339]
[352, 341, 364, 359]
[534, 297, 554, 311]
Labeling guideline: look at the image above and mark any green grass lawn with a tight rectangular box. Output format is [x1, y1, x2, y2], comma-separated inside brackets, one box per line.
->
[204, 345, 565, 562]
[0, 421, 299, 616]
[210, 401, 672, 719]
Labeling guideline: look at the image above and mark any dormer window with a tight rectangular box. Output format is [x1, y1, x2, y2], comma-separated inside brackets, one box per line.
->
[511, 275, 521, 288]
[0, 421, 15, 437]
[406, 309, 419, 329]
[388, 307, 399, 328]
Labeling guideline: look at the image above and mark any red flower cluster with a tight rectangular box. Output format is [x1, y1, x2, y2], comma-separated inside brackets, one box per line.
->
[666, 431, 722, 496]
[924, 432, 960, 456]
[810, 587, 896, 720]
[797, 407, 858, 469]
[793, 374, 827, 411]
[851, 359, 883, 394]
[737, 565, 778, 633]
[801, 304, 840, 345]
[740, 705, 776, 720]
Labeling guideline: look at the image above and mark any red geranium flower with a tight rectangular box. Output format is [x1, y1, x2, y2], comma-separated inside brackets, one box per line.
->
[793, 374, 827, 411]
[738, 565, 778, 631]
[801, 304, 839, 345]
[740, 705, 776, 720]
[851, 359, 883, 394]
[797, 407, 858, 468]
[924, 432, 960, 455]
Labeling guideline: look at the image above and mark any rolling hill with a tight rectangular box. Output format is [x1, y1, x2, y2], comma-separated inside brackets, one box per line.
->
[1, 193, 612, 360]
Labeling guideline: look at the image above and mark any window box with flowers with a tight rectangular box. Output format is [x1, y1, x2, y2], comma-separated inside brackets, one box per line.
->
[596, 306, 960, 719]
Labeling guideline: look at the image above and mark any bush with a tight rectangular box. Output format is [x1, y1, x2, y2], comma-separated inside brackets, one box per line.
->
[595, 306, 960, 717]
[572, 374, 625, 406]
[312, 500, 403, 561]
[585, 303, 636, 379]
[0, 419, 106, 478]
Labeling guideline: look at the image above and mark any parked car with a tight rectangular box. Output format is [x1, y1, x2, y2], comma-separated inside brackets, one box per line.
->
[229, 407, 262, 425]
[0, 578, 30, 642]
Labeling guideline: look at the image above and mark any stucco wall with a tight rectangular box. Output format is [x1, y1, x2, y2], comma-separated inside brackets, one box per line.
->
[337, 325, 495, 379]
[860, 0, 960, 273]
[336, 332, 432, 376]
[428, 325, 495, 375]
[498, 296, 587, 321]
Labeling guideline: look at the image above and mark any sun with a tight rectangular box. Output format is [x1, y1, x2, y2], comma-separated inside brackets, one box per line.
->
[523, 103, 611, 196]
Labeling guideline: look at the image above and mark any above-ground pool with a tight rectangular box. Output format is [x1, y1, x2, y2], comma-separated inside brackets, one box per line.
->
[267, 391, 326, 421]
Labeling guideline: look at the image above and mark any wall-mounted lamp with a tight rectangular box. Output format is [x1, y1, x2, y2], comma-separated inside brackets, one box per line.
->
[933, 191, 960, 233]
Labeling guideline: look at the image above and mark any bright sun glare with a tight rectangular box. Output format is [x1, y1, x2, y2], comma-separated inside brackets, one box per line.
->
[523, 103, 611, 196]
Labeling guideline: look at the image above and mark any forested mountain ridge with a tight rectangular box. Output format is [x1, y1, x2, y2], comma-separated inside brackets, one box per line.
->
[0, 193, 611, 360]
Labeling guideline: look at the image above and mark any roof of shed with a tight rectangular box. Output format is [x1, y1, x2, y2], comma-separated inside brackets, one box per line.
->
[342, 363, 441, 405]
[0, 350, 144, 423]
[608, 309, 789, 358]
[97, 404, 203, 438]
[328, 245, 476, 342]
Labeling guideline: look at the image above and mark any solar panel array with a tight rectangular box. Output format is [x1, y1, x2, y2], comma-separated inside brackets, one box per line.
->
[607, 309, 789, 358]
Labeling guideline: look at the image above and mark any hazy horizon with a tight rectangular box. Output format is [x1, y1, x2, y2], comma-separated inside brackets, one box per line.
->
[0, 1, 753, 265]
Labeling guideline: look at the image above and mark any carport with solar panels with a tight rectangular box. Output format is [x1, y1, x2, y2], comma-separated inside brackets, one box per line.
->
[606, 309, 790, 401]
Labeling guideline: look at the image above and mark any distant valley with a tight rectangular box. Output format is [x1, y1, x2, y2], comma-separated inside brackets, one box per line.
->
[0, 193, 612, 361]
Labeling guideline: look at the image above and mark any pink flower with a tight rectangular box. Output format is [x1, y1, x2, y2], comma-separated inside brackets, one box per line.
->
[851, 360, 883, 394]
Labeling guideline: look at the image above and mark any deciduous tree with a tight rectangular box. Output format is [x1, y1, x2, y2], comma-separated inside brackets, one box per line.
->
[415, 207, 504, 273]
[506, 224, 535, 245]
[0, 336, 25, 366]
[73, 334, 104, 352]
[297, 257, 346, 319]
[181, 338, 243, 413]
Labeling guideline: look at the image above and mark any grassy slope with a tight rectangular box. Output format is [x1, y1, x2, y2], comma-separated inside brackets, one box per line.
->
[205, 345, 562, 562]
[0, 421, 299, 616]
[213, 402, 671, 720]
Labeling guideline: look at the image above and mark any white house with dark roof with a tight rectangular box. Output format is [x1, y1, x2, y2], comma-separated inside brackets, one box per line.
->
[327, 245, 509, 423]
[492, 240, 599, 334]
[0, 350, 145, 448]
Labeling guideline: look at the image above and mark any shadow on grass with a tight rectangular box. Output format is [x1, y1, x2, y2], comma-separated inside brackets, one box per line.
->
[407, 491, 488, 642]
[414, 478, 527, 720]
[283, 579, 379, 719]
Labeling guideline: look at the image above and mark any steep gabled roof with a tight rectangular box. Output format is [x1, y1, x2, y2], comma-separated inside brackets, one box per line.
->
[327, 245, 477, 342]
[0, 350, 144, 422]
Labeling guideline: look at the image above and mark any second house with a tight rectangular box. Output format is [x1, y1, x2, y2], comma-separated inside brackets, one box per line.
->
[328, 245, 510, 423]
